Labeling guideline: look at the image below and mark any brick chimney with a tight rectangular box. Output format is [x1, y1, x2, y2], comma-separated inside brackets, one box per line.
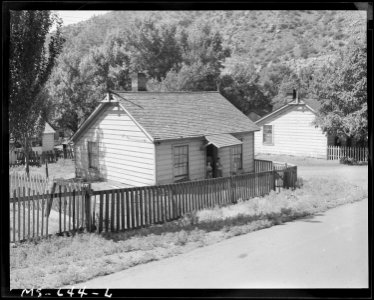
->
[285, 90, 294, 103]
[131, 72, 147, 92]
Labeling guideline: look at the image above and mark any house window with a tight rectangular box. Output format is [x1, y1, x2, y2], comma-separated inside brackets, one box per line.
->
[263, 125, 273, 145]
[173, 145, 189, 182]
[88, 141, 99, 169]
[231, 144, 243, 173]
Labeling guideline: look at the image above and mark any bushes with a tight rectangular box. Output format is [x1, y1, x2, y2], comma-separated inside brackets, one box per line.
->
[339, 156, 367, 165]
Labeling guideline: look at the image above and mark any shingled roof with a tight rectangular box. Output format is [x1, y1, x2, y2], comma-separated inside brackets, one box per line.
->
[114, 91, 260, 140]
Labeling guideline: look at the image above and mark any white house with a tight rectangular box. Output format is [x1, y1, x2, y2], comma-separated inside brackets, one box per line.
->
[254, 96, 335, 159]
[70, 76, 260, 186]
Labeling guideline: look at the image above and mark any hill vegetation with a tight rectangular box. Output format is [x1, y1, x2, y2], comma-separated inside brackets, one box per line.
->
[44, 10, 366, 144]
[59, 10, 366, 71]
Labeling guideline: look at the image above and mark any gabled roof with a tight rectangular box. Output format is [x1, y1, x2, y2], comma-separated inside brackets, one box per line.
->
[256, 98, 322, 126]
[247, 111, 262, 122]
[113, 91, 260, 140]
[303, 98, 322, 112]
[44, 122, 56, 134]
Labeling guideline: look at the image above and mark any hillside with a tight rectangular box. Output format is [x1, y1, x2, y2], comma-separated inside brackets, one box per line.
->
[59, 10, 366, 73]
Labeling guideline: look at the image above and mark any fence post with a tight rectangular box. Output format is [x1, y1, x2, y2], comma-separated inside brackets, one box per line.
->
[85, 183, 93, 232]
[229, 176, 235, 203]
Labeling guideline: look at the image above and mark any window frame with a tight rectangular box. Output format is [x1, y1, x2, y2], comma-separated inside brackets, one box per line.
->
[263, 124, 274, 145]
[87, 141, 99, 170]
[172, 144, 189, 182]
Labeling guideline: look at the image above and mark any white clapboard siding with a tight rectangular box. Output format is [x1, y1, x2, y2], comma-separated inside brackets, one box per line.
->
[155, 138, 206, 184]
[218, 146, 231, 177]
[42, 133, 55, 151]
[215, 133, 255, 176]
[233, 133, 255, 173]
[74, 103, 155, 186]
[155, 133, 255, 184]
[255, 106, 327, 158]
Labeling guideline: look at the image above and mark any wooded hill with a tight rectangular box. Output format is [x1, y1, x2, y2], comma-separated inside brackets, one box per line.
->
[44, 10, 367, 144]
[60, 10, 366, 73]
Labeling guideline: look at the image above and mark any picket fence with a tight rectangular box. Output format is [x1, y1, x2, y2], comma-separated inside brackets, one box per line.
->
[9, 172, 54, 196]
[327, 146, 368, 161]
[9, 161, 297, 243]
[10, 180, 87, 243]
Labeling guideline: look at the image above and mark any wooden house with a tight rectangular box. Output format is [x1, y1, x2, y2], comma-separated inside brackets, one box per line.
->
[71, 78, 260, 186]
[254, 94, 336, 158]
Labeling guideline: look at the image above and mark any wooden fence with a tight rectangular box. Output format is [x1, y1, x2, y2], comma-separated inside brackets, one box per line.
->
[10, 181, 87, 243]
[10, 165, 297, 243]
[327, 146, 368, 161]
[9, 172, 54, 196]
[254, 159, 273, 172]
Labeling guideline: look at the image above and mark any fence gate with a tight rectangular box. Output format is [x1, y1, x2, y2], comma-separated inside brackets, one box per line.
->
[273, 165, 297, 190]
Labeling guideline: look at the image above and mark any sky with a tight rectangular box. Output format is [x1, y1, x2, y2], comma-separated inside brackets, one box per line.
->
[53, 10, 111, 26]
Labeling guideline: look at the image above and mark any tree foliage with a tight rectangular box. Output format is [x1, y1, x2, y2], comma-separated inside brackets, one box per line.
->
[9, 10, 64, 174]
[312, 41, 367, 145]
[48, 34, 131, 132]
[149, 23, 231, 91]
[220, 64, 272, 115]
[125, 18, 183, 81]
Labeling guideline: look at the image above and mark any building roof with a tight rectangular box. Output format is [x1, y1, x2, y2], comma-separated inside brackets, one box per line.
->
[205, 133, 243, 148]
[303, 98, 322, 112]
[256, 98, 322, 126]
[247, 111, 262, 122]
[44, 122, 56, 134]
[113, 91, 260, 140]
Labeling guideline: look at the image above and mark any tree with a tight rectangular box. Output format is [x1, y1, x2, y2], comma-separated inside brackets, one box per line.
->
[259, 63, 295, 100]
[220, 64, 272, 115]
[149, 23, 230, 91]
[9, 10, 64, 175]
[46, 49, 93, 133]
[48, 33, 130, 133]
[312, 41, 367, 145]
[125, 18, 183, 81]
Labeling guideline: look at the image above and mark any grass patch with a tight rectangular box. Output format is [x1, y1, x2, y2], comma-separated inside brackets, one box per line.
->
[10, 177, 367, 289]
[10, 159, 75, 180]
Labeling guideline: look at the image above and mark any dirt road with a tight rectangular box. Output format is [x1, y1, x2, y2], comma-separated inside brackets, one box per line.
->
[67, 198, 368, 289]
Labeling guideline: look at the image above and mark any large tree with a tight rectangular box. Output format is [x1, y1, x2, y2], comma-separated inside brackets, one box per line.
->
[9, 10, 64, 175]
[48, 33, 131, 133]
[312, 41, 367, 146]
[220, 64, 272, 115]
[125, 18, 183, 81]
[148, 23, 231, 91]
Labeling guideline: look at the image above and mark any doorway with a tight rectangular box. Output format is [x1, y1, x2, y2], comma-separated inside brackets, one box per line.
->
[206, 144, 218, 178]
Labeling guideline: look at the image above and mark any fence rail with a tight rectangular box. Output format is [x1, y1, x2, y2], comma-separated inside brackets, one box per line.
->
[10, 164, 297, 243]
[327, 146, 368, 161]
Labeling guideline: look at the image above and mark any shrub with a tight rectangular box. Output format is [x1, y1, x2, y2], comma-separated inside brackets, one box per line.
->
[339, 156, 358, 165]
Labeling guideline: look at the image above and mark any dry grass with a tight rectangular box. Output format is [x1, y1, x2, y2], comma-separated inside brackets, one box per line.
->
[10, 176, 367, 289]
[9, 159, 75, 180]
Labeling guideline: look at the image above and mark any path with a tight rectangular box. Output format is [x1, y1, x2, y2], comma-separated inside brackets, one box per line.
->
[67, 198, 368, 289]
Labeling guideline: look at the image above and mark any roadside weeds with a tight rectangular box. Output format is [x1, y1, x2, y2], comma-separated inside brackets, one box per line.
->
[10, 176, 367, 289]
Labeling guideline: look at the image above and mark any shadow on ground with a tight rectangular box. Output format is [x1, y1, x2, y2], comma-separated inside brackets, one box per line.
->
[100, 208, 322, 242]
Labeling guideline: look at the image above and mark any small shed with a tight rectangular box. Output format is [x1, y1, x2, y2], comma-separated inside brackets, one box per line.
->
[41, 122, 56, 152]
[254, 95, 335, 158]
[71, 90, 260, 186]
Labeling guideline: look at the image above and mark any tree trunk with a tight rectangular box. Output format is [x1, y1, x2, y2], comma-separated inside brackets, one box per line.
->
[24, 136, 30, 178]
